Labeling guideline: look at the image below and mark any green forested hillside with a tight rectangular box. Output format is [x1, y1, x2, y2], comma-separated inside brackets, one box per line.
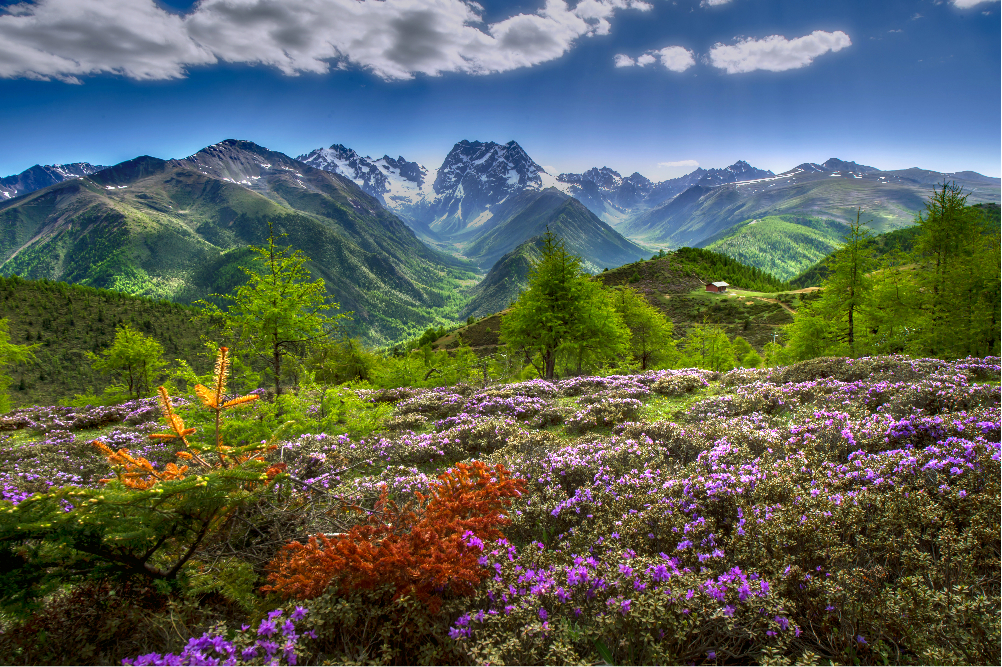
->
[789, 202, 1001, 288]
[703, 215, 847, 280]
[460, 237, 544, 319]
[667, 247, 790, 292]
[0, 276, 217, 407]
[461, 188, 645, 272]
[0, 142, 478, 345]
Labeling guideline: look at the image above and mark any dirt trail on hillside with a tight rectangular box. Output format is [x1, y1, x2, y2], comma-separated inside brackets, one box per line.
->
[728, 287, 819, 315]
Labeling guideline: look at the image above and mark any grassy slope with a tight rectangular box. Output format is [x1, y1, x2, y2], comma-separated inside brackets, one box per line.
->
[703, 215, 847, 280]
[624, 174, 999, 249]
[460, 237, 544, 320]
[0, 277, 217, 408]
[462, 189, 645, 272]
[445, 248, 797, 354]
[789, 202, 1001, 288]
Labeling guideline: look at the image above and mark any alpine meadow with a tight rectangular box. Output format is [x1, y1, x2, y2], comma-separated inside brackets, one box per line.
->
[0, 0, 999, 665]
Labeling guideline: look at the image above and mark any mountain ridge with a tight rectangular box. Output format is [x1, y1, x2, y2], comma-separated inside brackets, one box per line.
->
[1, 162, 107, 200]
[0, 139, 477, 345]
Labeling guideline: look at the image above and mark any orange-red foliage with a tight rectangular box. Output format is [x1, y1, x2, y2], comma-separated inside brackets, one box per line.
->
[93, 348, 264, 490]
[263, 461, 526, 612]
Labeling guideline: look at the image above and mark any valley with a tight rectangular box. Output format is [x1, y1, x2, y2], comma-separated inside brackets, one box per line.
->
[1, 137, 998, 355]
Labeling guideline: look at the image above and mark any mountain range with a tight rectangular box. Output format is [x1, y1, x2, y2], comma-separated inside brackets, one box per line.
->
[0, 162, 107, 200]
[0, 140, 475, 345]
[1, 138, 998, 346]
[293, 140, 999, 250]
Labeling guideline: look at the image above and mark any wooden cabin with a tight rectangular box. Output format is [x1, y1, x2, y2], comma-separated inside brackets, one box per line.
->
[705, 281, 729, 293]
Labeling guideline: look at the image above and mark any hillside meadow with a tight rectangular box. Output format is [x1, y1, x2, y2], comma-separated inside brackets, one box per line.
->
[0, 353, 998, 665]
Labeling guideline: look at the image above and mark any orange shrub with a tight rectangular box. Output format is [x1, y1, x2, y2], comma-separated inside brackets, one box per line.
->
[263, 461, 526, 612]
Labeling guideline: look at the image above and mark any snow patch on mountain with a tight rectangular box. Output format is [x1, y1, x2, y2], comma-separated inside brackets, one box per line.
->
[0, 162, 107, 199]
[296, 144, 436, 207]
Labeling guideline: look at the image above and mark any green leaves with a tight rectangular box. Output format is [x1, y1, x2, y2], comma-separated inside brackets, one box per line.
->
[784, 187, 1000, 362]
[501, 230, 630, 380]
[0, 318, 36, 413]
[208, 222, 350, 396]
[0, 459, 282, 610]
[88, 324, 166, 399]
[612, 287, 676, 371]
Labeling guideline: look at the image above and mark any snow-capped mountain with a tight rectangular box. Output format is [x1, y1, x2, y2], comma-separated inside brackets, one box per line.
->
[296, 139, 558, 237]
[555, 167, 655, 223]
[789, 158, 878, 178]
[553, 160, 774, 225]
[296, 144, 434, 208]
[428, 140, 549, 235]
[0, 162, 107, 199]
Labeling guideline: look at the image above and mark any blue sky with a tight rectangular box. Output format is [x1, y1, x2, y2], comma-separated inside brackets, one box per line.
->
[0, 0, 998, 180]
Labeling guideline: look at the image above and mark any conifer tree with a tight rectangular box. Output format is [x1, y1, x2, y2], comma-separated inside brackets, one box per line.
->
[611, 286, 676, 370]
[911, 184, 1000, 357]
[88, 324, 165, 399]
[0, 318, 35, 413]
[208, 223, 348, 396]
[679, 322, 735, 372]
[501, 230, 628, 380]
[786, 209, 875, 359]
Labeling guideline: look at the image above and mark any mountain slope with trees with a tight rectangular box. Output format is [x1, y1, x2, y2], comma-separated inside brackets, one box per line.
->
[0, 141, 478, 345]
[461, 188, 646, 272]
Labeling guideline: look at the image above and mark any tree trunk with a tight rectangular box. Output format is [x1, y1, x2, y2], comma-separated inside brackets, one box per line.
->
[273, 343, 282, 397]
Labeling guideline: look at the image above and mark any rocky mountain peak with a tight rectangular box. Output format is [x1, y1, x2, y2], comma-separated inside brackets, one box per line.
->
[820, 158, 877, 174]
[433, 139, 544, 196]
[1, 162, 107, 200]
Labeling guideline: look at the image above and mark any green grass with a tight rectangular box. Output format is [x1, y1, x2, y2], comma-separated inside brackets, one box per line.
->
[704, 215, 847, 280]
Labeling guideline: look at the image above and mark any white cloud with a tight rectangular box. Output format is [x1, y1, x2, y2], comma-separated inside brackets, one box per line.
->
[708, 30, 851, 74]
[951, 0, 998, 8]
[700, 0, 733, 6]
[652, 46, 695, 72]
[659, 159, 699, 168]
[0, 0, 653, 82]
[614, 45, 694, 72]
[0, 0, 215, 83]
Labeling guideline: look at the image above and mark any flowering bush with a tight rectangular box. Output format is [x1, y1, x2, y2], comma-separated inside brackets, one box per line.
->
[565, 398, 643, 433]
[393, 391, 467, 419]
[264, 462, 527, 613]
[122, 607, 313, 666]
[1, 354, 998, 665]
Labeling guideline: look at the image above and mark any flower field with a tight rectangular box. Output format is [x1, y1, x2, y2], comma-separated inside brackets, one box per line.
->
[1, 355, 999, 665]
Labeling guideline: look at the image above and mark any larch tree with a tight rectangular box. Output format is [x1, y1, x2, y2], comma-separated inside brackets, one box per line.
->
[88, 324, 165, 399]
[911, 184, 1000, 357]
[611, 286, 676, 370]
[787, 209, 875, 359]
[210, 223, 348, 396]
[0, 319, 35, 413]
[501, 230, 628, 380]
[678, 322, 735, 372]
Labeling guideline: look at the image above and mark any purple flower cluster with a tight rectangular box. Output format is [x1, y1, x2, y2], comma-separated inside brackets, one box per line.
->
[122, 607, 312, 666]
